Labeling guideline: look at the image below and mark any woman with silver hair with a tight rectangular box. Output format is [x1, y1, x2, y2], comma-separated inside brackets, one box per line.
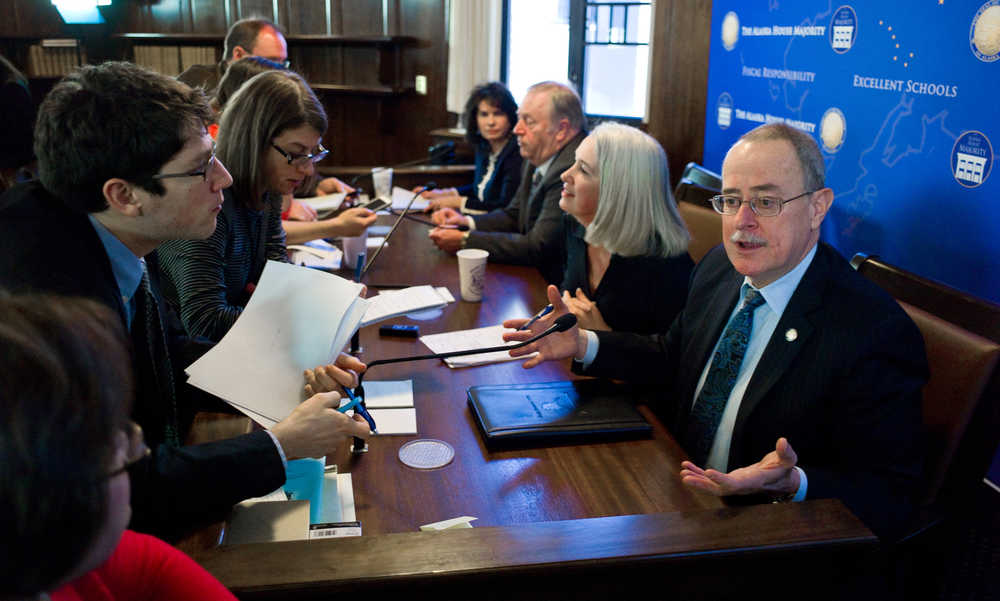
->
[558, 122, 693, 333]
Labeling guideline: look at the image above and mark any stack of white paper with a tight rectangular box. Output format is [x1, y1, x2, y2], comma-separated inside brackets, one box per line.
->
[391, 186, 429, 211]
[288, 239, 342, 270]
[360, 285, 454, 327]
[185, 261, 369, 427]
[362, 380, 417, 435]
[418, 324, 532, 368]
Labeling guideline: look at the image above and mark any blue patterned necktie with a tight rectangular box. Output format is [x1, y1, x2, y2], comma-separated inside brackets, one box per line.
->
[684, 287, 766, 466]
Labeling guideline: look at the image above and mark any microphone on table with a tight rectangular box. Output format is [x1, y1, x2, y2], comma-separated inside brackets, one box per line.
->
[344, 143, 454, 193]
[346, 305, 576, 454]
[348, 182, 437, 356]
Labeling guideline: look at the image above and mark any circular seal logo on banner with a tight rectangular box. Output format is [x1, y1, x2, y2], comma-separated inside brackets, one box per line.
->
[716, 93, 734, 130]
[829, 5, 858, 54]
[951, 130, 994, 188]
[820, 108, 847, 153]
[970, 1, 1000, 62]
[721, 12, 739, 51]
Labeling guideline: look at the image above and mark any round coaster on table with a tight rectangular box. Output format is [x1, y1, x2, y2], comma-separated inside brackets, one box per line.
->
[398, 439, 455, 469]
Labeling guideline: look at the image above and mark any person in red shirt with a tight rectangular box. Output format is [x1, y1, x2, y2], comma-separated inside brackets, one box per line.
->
[0, 295, 237, 601]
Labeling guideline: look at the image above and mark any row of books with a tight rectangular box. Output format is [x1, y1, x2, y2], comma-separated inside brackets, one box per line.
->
[26, 43, 86, 78]
[132, 45, 216, 77]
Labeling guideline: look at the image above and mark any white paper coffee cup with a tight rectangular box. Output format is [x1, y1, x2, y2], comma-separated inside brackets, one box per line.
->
[342, 230, 368, 270]
[372, 167, 393, 200]
[456, 248, 489, 302]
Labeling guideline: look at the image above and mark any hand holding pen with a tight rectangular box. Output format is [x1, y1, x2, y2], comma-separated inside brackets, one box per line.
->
[518, 303, 554, 331]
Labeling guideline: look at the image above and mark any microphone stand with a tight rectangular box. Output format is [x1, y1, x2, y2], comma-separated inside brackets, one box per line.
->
[347, 314, 577, 454]
[348, 182, 436, 356]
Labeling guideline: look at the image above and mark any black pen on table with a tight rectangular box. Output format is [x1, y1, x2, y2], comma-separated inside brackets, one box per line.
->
[518, 304, 554, 331]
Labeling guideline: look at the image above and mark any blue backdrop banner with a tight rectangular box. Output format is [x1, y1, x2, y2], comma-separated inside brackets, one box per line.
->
[704, 1, 1000, 303]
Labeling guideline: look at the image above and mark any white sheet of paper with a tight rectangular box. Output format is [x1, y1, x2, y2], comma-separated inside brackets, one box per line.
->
[369, 408, 417, 435]
[419, 324, 531, 368]
[360, 285, 451, 327]
[317, 472, 355, 524]
[289, 240, 343, 270]
[391, 186, 429, 211]
[301, 192, 347, 212]
[185, 261, 368, 424]
[362, 380, 414, 408]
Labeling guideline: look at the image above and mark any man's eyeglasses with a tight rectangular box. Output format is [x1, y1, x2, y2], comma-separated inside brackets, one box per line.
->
[104, 421, 150, 480]
[152, 142, 218, 182]
[271, 142, 329, 167]
[710, 190, 817, 217]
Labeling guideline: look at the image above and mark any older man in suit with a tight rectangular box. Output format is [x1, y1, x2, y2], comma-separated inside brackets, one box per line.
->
[429, 81, 586, 284]
[504, 123, 927, 538]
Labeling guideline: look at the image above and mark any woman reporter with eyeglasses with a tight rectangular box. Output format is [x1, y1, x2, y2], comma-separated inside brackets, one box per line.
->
[158, 70, 357, 341]
[0, 294, 237, 601]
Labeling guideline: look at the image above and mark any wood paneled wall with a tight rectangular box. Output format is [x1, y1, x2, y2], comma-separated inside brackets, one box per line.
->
[113, 0, 449, 167]
[2, 0, 713, 177]
[646, 0, 713, 187]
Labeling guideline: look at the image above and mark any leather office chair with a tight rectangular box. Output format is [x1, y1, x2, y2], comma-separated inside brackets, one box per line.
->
[851, 252, 1000, 508]
[679, 162, 722, 190]
[852, 253, 1000, 599]
[673, 170, 722, 264]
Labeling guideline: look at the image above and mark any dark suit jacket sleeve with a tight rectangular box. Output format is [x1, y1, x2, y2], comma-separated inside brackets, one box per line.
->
[466, 180, 563, 265]
[795, 308, 926, 537]
[128, 431, 286, 541]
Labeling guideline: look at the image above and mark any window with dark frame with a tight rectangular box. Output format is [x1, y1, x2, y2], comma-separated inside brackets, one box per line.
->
[504, 0, 651, 121]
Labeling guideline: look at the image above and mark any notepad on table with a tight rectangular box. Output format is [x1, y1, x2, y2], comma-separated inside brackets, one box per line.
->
[419, 324, 533, 368]
[360, 285, 454, 327]
[360, 380, 417, 435]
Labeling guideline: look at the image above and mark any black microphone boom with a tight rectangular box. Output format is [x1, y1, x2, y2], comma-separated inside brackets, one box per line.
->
[359, 181, 436, 280]
[354, 313, 577, 390]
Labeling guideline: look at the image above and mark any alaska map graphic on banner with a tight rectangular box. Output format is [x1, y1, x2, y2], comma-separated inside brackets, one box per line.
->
[704, 1, 1000, 303]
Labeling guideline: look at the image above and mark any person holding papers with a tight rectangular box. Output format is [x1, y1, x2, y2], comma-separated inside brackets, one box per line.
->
[0, 62, 370, 540]
[209, 56, 373, 245]
[1, 294, 238, 601]
[419, 82, 522, 213]
[557, 122, 692, 334]
[159, 69, 368, 341]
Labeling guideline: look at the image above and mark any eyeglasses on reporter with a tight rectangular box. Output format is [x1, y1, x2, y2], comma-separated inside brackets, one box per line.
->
[271, 142, 329, 167]
[103, 420, 150, 480]
[151, 142, 219, 182]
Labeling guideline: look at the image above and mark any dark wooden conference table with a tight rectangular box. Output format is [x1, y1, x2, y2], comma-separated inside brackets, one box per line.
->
[182, 215, 879, 600]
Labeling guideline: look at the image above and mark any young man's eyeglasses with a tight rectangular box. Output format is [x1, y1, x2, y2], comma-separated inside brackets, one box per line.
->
[103, 421, 151, 480]
[152, 142, 218, 182]
[271, 142, 329, 167]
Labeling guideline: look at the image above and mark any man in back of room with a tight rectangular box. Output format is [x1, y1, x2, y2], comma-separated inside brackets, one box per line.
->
[178, 17, 288, 92]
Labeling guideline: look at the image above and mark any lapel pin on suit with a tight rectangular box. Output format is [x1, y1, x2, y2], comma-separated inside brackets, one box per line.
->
[785, 328, 798, 342]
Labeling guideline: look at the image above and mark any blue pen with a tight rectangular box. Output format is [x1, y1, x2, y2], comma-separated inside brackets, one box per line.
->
[518, 304, 553, 330]
[337, 387, 362, 413]
[339, 386, 377, 433]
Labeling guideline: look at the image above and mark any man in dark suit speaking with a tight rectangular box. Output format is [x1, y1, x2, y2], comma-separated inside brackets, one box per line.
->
[504, 123, 927, 537]
[429, 81, 586, 284]
[0, 61, 369, 539]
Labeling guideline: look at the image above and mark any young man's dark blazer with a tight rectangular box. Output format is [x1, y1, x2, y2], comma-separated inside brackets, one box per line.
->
[0, 181, 285, 541]
[581, 242, 928, 537]
[468, 130, 586, 284]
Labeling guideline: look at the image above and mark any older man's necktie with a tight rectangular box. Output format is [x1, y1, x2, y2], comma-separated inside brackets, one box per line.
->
[684, 288, 766, 466]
